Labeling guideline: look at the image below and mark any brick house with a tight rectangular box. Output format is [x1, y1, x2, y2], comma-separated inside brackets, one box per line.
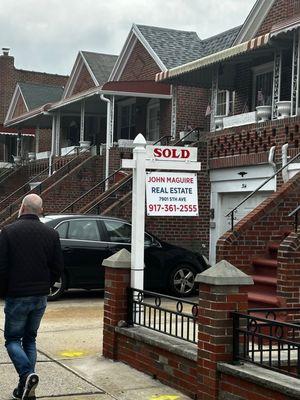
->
[156, 0, 300, 308]
[0, 48, 67, 164]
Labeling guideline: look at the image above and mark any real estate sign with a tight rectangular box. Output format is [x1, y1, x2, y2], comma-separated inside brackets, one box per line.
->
[146, 171, 198, 216]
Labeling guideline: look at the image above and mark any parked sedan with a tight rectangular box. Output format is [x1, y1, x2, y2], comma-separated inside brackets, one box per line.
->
[40, 214, 208, 300]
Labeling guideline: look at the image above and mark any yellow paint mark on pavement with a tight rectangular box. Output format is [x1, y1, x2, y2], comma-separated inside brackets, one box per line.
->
[150, 396, 180, 400]
[60, 350, 85, 357]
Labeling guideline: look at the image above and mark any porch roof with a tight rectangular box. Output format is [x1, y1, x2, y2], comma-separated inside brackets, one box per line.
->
[270, 14, 300, 38]
[155, 33, 271, 88]
[101, 80, 172, 98]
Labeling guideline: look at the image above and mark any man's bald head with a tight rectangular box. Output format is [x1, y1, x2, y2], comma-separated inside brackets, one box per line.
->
[18, 194, 43, 217]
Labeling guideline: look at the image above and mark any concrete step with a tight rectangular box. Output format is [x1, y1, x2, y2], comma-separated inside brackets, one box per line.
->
[251, 275, 277, 295]
[252, 257, 278, 276]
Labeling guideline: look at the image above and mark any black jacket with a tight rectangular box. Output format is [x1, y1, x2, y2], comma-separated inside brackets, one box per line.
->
[0, 214, 63, 298]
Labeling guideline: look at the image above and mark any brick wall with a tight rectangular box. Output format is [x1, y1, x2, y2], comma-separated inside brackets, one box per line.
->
[0, 51, 67, 124]
[256, 0, 300, 36]
[103, 256, 296, 400]
[71, 64, 95, 96]
[209, 117, 300, 171]
[219, 372, 295, 400]
[217, 171, 300, 275]
[120, 40, 161, 81]
[176, 85, 210, 134]
[277, 231, 300, 309]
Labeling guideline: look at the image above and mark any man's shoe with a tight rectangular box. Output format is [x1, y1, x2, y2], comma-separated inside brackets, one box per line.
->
[22, 373, 39, 399]
[12, 386, 22, 399]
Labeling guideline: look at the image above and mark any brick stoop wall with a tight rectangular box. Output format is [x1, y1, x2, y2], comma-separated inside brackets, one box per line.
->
[277, 231, 300, 310]
[217, 171, 300, 276]
[103, 254, 300, 399]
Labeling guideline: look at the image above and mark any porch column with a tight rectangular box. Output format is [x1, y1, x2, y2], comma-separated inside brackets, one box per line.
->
[272, 50, 282, 119]
[170, 85, 177, 139]
[55, 110, 61, 156]
[80, 101, 85, 143]
[210, 65, 219, 131]
[109, 95, 115, 146]
[291, 28, 300, 116]
[35, 125, 40, 153]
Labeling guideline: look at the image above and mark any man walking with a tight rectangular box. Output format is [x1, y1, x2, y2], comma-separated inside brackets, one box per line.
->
[0, 194, 63, 399]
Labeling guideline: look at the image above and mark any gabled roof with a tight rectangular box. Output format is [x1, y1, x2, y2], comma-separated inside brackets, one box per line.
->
[63, 51, 118, 99]
[81, 51, 118, 86]
[200, 26, 241, 57]
[4, 82, 64, 124]
[233, 0, 276, 44]
[135, 24, 203, 69]
[18, 83, 64, 110]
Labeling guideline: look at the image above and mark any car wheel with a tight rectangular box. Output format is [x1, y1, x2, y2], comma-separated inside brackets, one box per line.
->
[169, 264, 196, 297]
[48, 273, 66, 301]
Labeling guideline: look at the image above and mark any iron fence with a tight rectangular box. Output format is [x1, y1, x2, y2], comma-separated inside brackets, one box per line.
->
[128, 288, 198, 343]
[232, 308, 300, 378]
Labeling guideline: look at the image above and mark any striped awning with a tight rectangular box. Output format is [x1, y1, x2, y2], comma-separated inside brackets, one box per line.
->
[155, 33, 270, 83]
[270, 14, 300, 38]
[0, 131, 35, 137]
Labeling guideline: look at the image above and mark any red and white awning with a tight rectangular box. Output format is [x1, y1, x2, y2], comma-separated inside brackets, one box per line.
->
[155, 33, 270, 83]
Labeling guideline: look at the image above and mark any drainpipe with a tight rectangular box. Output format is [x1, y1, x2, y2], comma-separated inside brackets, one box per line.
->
[49, 114, 56, 176]
[282, 143, 289, 183]
[100, 94, 112, 190]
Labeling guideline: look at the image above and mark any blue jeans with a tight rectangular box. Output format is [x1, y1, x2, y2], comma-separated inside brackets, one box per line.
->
[4, 296, 47, 381]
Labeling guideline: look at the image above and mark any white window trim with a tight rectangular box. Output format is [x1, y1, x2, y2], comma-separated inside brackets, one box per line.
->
[252, 61, 274, 109]
[216, 90, 231, 116]
[146, 99, 160, 141]
[117, 98, 136, 139]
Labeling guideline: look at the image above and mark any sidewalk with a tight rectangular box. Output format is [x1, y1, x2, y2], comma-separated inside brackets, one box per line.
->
[0, 339, 190, 400]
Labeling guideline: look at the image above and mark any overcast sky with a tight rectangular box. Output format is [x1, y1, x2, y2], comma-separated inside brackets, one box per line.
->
[0, 0, 257, 76]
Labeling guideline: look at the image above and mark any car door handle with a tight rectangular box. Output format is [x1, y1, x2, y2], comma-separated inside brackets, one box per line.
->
[63, 247, 73, 254]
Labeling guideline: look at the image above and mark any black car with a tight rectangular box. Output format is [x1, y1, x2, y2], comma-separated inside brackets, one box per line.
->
[41, 214, 208, 300]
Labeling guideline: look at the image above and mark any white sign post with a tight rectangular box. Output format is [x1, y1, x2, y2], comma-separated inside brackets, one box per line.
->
[122, 134, 201, 291]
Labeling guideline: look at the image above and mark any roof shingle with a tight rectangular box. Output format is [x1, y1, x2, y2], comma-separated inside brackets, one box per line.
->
[81, 52, 118, 86]
[18, 83, 64, 110]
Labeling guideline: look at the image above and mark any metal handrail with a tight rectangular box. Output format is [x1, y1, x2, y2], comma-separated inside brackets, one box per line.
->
[83, 175, 132, 214]
[288, 204, 300, 231]
[0, 166, 19, 186]
[60, 135, 172, 214]
[0, 145, 92, 218]
[174, 127, 201, 146]
[226, 150, 300, 230]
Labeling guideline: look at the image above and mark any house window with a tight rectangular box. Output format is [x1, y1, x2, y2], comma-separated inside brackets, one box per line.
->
[252, 62, 274, 108]
[216, 90, 235, 116]
[146, 99, 160, 141]
[117, 99, 136, 140]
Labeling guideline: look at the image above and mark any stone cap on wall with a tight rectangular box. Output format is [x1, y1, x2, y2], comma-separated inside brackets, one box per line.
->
[195, 259, 254, 286]
[102, 248, 131, 269]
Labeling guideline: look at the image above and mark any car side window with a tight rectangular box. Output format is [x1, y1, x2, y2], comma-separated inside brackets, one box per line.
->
[55, 221, 68, 239]
[103, 220, 153, 246]
[103, 220, 131, 243]
[68, 220, 101, 241]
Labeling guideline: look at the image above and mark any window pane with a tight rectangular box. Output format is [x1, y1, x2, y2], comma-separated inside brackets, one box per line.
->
[104, 220, 131, 243]
[68, 220, 100, 241]
[56, 221, 68, 238]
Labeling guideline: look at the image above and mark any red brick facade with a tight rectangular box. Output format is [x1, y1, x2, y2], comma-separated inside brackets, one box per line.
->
[217, 172, 300, 276]
[71, 64, 95, 96]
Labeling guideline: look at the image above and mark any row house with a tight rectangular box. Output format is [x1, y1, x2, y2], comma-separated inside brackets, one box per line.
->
[0, 48, 67, 165]
[156, 0, 300, 308]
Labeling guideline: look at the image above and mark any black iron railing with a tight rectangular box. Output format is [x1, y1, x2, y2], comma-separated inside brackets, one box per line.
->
[128, 288, 198, 343]
[232, 308, 300, 378]
[288, 204, 300, 231]
[226, 150, 300, 230]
